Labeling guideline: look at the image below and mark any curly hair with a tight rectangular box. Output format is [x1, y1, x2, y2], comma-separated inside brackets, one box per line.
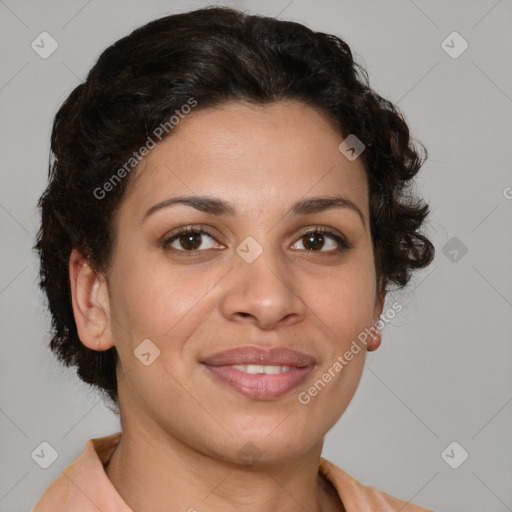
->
[34, 6, 435, 409]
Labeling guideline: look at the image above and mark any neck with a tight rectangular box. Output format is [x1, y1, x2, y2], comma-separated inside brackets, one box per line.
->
[104, 424, 344, 512]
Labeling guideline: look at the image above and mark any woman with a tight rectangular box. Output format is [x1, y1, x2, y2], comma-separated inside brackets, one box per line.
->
[32, 6, 435, 511]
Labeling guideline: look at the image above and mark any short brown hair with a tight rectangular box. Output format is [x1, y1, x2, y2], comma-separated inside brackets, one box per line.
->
[34, 6, 435, 409]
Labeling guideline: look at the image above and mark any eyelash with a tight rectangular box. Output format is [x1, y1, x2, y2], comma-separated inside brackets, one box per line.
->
[162, 225, 352, 256]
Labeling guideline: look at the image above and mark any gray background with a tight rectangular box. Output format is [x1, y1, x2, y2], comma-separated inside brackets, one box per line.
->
[1, 0, 511, 511]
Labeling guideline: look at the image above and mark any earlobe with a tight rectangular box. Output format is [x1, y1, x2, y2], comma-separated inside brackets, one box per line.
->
[69, 248, 114, 351]
[367, 292, 385, 352]
[366, 327, 381, 352]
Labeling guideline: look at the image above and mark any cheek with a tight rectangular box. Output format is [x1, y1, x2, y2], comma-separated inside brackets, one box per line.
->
[319, 256, 377, 346]
[107, 262, 206, 400]
[108, 250, 219, 361]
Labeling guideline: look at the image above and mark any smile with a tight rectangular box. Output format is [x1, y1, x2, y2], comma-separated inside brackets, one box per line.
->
[202, 363, 314, 400]
[231, 364, 291, 374]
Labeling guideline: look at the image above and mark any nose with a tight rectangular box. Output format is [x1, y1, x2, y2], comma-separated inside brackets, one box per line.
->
[219, 244, 307, 331]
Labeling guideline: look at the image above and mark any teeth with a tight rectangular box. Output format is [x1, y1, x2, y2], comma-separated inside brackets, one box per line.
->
[232, 364, 291, 374]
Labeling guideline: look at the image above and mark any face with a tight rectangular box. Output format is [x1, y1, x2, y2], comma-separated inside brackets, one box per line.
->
[75, 100, 384, 463]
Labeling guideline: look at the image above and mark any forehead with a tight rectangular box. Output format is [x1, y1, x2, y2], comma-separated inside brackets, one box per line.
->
[120, 100, 368, 220]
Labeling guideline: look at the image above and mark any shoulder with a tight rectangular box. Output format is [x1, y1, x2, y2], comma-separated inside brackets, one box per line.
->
[32, 473, 70, 512]
[319, 457, 435, 512]
[32, 432, 123, 512]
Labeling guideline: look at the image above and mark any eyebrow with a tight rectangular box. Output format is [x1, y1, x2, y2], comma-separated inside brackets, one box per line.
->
[142, 194, 366, 227]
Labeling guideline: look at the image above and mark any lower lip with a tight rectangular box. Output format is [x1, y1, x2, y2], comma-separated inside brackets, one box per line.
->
[201, 364, 314, 400]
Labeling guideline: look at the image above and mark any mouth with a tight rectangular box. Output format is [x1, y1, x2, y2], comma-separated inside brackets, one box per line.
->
[200, 346, 316, 400]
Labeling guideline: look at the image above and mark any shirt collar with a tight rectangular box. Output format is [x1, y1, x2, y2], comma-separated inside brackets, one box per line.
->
[59, 431, 356, 511]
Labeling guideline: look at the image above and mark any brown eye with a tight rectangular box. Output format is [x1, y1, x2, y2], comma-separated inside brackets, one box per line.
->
[163, 227, 221, 253]
[302, 232, 327, 251]
[292, 227, 351, 253]
[176, 231, 203, 251]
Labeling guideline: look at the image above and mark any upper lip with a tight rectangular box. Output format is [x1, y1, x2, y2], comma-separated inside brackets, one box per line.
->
[201, 346, 316, 368]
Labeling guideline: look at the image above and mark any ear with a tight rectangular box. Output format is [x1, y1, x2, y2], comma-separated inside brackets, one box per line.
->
[367, 291, 385, 352]
[69, 248, 114, 351]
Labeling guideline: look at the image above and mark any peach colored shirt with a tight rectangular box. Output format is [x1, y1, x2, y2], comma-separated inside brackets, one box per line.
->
[32, 432, 433, 511]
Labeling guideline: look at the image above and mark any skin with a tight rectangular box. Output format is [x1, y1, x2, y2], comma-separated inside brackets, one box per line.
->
[69, 100, 385, 512]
